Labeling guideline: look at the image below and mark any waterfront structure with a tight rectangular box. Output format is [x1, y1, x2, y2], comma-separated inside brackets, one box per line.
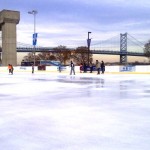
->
[0, 9, 20, 66]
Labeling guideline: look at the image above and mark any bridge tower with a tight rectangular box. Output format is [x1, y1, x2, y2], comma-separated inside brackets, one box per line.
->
[120, 33, 127, 64]
[0, 10, 20, 66]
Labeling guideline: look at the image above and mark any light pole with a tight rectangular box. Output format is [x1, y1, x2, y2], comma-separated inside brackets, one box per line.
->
[87, 31, 91, 66]
[28, 10, 38, 67]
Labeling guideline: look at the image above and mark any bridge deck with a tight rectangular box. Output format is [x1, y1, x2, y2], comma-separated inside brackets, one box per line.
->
[0, 47, 144, 56]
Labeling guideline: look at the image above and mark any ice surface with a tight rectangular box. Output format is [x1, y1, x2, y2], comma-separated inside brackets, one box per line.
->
[0, 72, 150, 150]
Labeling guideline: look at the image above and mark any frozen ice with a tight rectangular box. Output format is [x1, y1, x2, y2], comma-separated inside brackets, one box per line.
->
[0, 72, 150, 150]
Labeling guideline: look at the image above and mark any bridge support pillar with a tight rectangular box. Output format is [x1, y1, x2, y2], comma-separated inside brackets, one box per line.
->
[0, 10, 20, 66]
[120, 33, 127, 64]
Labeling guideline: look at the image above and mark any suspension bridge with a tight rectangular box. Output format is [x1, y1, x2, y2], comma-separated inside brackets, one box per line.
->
[0, 32, 147, 64]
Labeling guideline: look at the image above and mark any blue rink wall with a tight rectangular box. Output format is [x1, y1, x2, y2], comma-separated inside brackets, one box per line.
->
[0, 65, 150, 74]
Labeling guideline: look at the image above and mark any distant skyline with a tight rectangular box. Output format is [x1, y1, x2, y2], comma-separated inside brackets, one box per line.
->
[1, 0, 150, 63]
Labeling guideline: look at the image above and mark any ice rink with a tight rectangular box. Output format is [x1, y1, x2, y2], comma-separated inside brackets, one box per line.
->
[0, 72, 150, 150]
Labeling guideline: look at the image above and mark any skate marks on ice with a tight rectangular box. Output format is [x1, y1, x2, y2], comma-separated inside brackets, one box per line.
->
[0, 73, 150, 150]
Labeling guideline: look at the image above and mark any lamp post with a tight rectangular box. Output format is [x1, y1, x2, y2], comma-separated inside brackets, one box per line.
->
[28, 10, 38, 67]
[87, 31, 91, 66]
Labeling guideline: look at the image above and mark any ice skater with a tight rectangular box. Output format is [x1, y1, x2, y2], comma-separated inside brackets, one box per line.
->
[10, 65, 14, 74]
[8, 64, 11, 74]
[8, 64, 13, 75]
[89, 61, 93, 73]
[83, 62, 87, 73]
[32, 65, 34, 74]
[96, 60, 100, 74]
[80, 63, 83, 73]
[58, 63, 61, 73]
[101, 60, 105, 74]
[70, 61, 75, 75]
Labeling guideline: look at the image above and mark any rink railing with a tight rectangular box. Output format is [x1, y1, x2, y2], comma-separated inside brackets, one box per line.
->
[0, 65, 150, 74]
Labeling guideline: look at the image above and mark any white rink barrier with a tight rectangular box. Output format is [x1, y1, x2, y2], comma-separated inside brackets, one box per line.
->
[105, 65, 150, 73]
[0, 66, 76, 73]
[0, 65, 150, 73]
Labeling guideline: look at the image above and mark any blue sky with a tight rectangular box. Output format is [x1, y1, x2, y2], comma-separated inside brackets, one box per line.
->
[1, 0, 150, 48]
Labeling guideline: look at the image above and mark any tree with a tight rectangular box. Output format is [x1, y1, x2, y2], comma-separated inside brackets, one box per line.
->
[53, 45, 72, 65]
[144, 40, 150, 62]
[37, 52, 56, 61]
[72, 46, 93, 65]
[22, 52, 56, 62]
[23, 52, 34, 62]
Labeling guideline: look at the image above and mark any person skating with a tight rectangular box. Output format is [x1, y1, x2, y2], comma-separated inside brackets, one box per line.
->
[80, 63, 83, 73]
[10, 65, 14, 74]
[32, 65, 34, 74]
[8, 64, 11, 74]
[83, 62, 87, 73]
[70, 61, 75, 75]
[96, 60, 100, 74]
[58, 63, 61, 73]
[101, 60, 105, 74]
[89, 61, 93, 73]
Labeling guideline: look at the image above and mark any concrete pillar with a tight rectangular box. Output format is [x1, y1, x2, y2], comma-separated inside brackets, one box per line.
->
[0, 10, 20, 66]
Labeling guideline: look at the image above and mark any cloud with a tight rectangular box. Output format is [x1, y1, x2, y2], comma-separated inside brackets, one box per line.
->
[1, 0, 150, 47]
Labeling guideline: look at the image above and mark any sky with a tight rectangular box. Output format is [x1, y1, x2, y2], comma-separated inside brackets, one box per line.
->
[1, 0, 150, 63]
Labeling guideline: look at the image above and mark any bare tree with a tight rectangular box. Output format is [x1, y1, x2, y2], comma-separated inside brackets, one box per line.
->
[37, 52, 56, 61]
[72, 46, 93, 65]
[22, 46, 94, 66]
[53, 45, 72, 65]
[22, 52, 56, 62]
[23, 52, 34, 62]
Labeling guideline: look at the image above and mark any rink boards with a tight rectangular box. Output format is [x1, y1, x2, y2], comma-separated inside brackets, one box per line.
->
[0, 65, 150, 74]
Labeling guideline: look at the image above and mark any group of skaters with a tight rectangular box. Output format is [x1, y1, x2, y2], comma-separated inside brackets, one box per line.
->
[79, 60, 105, 75]
[70, 60, 105, 75]
[8, 64, 14, 75]
[96, 60, 105, 74]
